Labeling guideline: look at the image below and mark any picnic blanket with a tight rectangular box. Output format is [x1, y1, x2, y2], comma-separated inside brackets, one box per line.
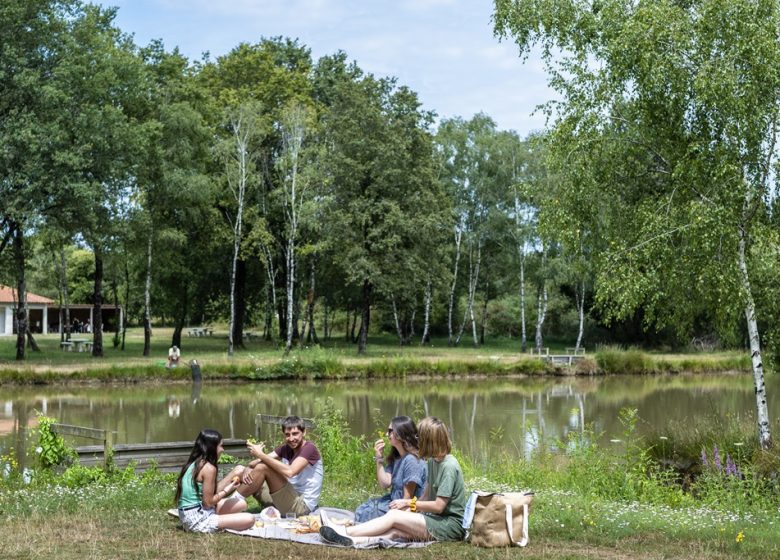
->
[169, 507, 434, 549]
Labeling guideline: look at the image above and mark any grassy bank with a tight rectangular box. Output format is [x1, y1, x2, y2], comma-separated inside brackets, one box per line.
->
[0, 330, 752, 384]
[1, 406, 778, 560]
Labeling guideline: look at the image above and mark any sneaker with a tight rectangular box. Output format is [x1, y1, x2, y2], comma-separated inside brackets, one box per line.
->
[320, 525, 354, 547]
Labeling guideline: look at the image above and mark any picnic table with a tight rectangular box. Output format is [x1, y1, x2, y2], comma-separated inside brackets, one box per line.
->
[71, 338, 92, 352]
[187, 327, 213, 337]
[60, 341, 74, 352]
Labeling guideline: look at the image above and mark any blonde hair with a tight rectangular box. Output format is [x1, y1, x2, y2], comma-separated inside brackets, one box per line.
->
[417, 416, 451, 459]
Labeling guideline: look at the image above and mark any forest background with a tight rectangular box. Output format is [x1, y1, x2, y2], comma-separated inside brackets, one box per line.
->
[2, 0, 780, 446]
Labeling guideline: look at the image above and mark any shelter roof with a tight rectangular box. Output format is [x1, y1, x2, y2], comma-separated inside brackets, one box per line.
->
[0, 285, 55, 305]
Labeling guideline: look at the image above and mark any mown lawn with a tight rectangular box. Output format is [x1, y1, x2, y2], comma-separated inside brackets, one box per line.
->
[0, 328, 547, 368]
[0, 328, 750, 382]
[2, 488, 774, 560]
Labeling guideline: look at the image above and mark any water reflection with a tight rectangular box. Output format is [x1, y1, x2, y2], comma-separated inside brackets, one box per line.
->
[1, 373, 777, 470]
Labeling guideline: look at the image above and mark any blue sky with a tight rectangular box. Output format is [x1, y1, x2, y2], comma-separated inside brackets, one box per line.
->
[94, 0, 553, 137]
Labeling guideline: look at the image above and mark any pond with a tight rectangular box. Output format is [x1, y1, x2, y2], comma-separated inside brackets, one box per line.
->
[1, 373, 778, 470]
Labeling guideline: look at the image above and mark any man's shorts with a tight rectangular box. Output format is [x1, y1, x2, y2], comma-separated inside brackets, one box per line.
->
[269, 482, 310, 516]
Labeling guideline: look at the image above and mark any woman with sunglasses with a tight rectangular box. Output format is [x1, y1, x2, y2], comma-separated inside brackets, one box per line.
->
[354, 416, 427, 522]
[321, 416, 466, 545]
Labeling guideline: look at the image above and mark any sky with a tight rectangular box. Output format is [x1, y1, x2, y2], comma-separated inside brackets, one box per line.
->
[94, 0, 554, 137]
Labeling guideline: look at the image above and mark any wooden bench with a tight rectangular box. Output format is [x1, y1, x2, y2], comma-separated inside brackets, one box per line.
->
[528, 347, 549, 356]
[566, 347, 586, 356]
[60, 341, 74, 351]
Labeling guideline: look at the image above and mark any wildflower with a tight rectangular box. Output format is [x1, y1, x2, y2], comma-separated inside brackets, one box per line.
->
[725, 454, 735, 476]
[713, 445, 722, 472]
[736, 530, 744, 543]
[700, 448, 708, 467]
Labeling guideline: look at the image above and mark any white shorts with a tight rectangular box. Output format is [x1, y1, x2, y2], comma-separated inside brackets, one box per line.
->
[179, 505, 219, 533]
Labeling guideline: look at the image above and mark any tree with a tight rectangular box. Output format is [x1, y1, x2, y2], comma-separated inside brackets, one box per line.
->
[0, 0, 78, 358]
[200, 38, 313, 350]
[219, 101, 266, 356]
[135, 42, 214, 353]
[277, 102, 316, 355]
[56, 5, 146, 358]
[494, 0, 780, 448]
[320, 56, 446, 354]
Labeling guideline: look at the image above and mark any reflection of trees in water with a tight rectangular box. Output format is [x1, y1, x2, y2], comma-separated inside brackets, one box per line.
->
[1, 374, 774, 468]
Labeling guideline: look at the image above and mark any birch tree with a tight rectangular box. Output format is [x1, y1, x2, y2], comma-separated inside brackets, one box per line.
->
[495, 0, 780, 448]
[277, 102, 315, 355]
[221, 101, 265, 356]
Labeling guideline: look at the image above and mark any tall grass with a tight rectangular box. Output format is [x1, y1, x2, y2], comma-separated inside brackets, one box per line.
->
[2, 405, 779, 560]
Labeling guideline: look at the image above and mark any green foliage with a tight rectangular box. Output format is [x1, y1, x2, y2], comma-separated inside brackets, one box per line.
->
[313, 399, 373, 487]
[596, 346, 653, 374]
[32, 414, 75, 469]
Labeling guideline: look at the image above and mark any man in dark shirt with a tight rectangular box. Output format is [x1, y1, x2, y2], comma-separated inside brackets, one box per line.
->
[236, 415, 323, 516]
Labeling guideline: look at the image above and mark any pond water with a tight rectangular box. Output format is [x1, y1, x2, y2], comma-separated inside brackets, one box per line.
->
[2, 373, 778, 470]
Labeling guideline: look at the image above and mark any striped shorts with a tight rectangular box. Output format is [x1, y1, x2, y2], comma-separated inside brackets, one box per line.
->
[179, 505, 219, 533]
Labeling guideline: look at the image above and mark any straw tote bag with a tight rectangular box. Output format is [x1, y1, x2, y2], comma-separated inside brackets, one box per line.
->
[467, 491, 533, 548]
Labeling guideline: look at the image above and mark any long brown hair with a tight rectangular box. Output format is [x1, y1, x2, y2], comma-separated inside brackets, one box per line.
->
[174, 429, 221, 504]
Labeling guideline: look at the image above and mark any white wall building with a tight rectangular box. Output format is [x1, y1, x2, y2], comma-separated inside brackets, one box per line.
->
[0, 285, 54, 335]
[0, 285, 122, 335]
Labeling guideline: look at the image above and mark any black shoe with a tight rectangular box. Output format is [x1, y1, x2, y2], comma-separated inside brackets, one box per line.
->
[320, 525, 354, 547]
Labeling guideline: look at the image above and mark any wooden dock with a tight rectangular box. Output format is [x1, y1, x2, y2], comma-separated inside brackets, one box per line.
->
[74, 438, 252, 472]
[57, 414, 315, 472]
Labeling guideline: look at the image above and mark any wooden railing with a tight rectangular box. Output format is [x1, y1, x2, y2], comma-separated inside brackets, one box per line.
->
[52, 414, 316, 473]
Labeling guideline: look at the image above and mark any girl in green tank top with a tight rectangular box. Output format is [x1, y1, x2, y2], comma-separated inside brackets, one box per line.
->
[175, 429, 255, 532]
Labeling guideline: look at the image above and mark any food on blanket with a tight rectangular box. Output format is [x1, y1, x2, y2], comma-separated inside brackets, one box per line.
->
[255, 520, 264, 528]
[293, 516, 321, 534]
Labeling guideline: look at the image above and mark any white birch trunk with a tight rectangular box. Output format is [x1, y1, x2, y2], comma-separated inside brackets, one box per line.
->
[470, 242, 482, 347]
[514, 196, 528, 352]
[447, 227, 463, 346]
[575, 280, 585, 351]
[391, 297, 403, 345]
[738, 225, 772, 449]
[262, 244, 277, 331]
[534, 284, 548, 350]
[420, 280, 432, 345]
[143, 229, 153, 356]
[520, 252, 527, 351]
[284, 241, 295, 354]
[227, 112, 251, 357]
[456, 237, 480, 346]
[281, 104, 308, 356]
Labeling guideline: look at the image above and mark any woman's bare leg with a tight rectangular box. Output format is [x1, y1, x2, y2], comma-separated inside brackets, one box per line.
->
[347, 510, 429, 542]
[217, 494, 247, 514]
[217, 512, 255, 531]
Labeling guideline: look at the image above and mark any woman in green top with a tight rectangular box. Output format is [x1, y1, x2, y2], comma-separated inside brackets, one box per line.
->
[175, 429, 255, 533]
[320, 417, 466, 545]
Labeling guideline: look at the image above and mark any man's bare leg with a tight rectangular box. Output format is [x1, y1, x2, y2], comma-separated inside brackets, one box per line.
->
[236, 463, 289, 501]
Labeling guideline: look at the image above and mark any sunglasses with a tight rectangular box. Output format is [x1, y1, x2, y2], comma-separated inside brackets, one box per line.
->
[386, 427, 394, 435]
